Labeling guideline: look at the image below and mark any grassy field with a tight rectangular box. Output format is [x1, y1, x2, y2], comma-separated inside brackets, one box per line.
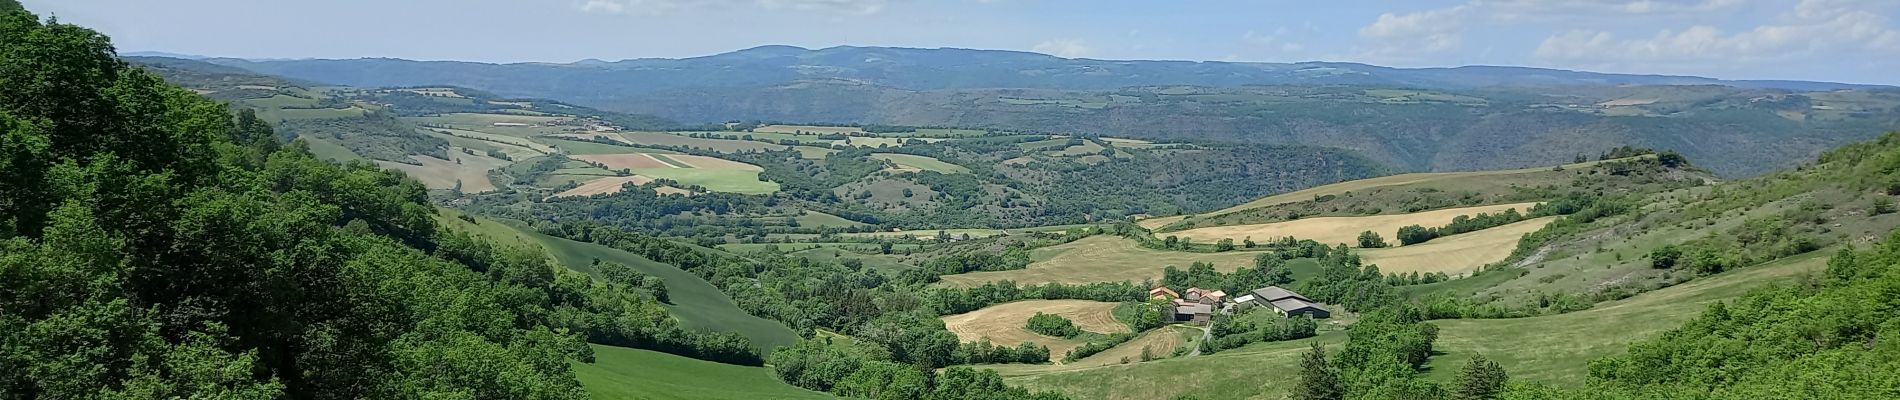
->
[1420, 251, 1829, 386]
[617, 132, 789, 153]
[630, 167, 778, 194]
[544, 137, 674, 156]
[870, 153, 969, 174]
[990, 331, 1348, 400]
[936, 236, 1269, 287]
[941, 300, 1130, 362]
[1051, 140, 1107, 157]
[374, 149, 507, 193]
[573, 344, 831, 400]
[1134, 215, 1187, 230]
[435, 212, 800, 351]
[1169, 202, 1540, 246]
[790, 211, 868, 228]
[754, 124, 863, 134]
[297, 136, 363, 163]
[1357, 216, 1558, 274]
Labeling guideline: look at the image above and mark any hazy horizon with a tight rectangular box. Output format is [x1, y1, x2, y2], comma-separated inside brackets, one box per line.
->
[27, 0, 1900, 85]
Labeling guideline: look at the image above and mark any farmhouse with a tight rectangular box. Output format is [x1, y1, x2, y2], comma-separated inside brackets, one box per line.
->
[1182, 287, 1227, 305]
[1170, 300, 1212, 325]
[1238, 286, 1331, 318]
[1148, 287, 1180, 301]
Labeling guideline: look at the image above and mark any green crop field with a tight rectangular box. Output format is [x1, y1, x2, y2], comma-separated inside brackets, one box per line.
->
[870, 153, 970, 173]
[629, 167, 779, 194]
[573, 344, 831, 400]
[436, 211, 800, 351]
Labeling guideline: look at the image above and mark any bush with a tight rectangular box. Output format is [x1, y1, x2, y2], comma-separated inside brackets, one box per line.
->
[1025, 313, 1082, 338]
[1358, 230, 1389, 248]
[1396, 225, 1438, 245]
[1648, 245, 1681, 269]
[1874, 197, 1897, 215]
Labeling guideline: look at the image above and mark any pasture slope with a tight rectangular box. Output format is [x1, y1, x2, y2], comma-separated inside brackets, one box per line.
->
[435, 210, 800, 351]
[1167, 202, 1540, 246]
[573, 344, 831, 400]
[941, 300, 1130, 362]
[1198, 156, 1648, 219]
[935, 236, 1268, 287]
[1420, 250, 1829, 385]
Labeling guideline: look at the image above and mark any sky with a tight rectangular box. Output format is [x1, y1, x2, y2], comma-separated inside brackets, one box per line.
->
[22, 0, 1900, 85]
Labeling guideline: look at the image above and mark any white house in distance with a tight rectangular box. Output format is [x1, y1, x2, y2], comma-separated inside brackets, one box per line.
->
[1235, 286, 1331, 318]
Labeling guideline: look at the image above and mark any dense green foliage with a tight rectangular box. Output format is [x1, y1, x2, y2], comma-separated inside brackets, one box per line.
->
[769, 338, 1068, 399]
[1492, 235, 1900, 399]
[0, 9, 773, 398]
[1203, 312, 1317, 354]
[1396, 209, 1526, 246]
[1024, 313, 1082, 338]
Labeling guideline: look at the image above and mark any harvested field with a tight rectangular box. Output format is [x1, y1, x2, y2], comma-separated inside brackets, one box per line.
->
[942, 300, 1129, 362]
[1170, 202, 1540, 246]
[936, 236, 1266, 287]
[1358, 216, 1557, 274]
[1100, 137, 1152, 144]
[1136, 215, 1186, 230]
[574, 153, 673, 170]
[374, 148, 506, 193]
[1064, 327, 1185, 367]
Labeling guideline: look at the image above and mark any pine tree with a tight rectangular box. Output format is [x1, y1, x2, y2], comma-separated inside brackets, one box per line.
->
[1453, 354, 1508, 400]
[1292, 342, 1344, 400]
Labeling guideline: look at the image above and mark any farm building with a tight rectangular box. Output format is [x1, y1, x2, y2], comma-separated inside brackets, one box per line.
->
[1171, 301, 1212, 325]
[1183, 287, 1227, 305]
[1149, 287, 1180, 301]
[1237, 286, 1331, 318]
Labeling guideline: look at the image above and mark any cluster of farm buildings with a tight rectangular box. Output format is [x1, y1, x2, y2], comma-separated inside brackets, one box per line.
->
[1149, 285, 1330, 325]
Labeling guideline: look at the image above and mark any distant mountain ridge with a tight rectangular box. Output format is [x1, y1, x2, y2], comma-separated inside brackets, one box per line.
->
[201, 45, 1886, 96]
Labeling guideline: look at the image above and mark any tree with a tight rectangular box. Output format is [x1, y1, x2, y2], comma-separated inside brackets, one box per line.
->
[1216, 238, 1235, 252]
[1453, 354, 1507, 400]
[1357, 230, 1388, 248]
[1396, 225, 1438, 245]
[1292, 342, 1344, 400]
[1025, 313, 1081, 338]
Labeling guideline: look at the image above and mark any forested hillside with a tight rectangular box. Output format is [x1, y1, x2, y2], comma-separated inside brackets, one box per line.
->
[200, 47, 1900, 176]
[0, 6, 744, 398]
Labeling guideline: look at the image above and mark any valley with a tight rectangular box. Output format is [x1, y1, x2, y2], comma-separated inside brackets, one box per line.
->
[8, 1, 1900, 399]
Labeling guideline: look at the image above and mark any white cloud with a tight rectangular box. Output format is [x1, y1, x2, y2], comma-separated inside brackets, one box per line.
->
[1353, 6, 1470, 61]
[1348, 0, 1751, 62]
[1479, 0, 1744, 20]
[577, 0, 889, 16]
[1032, 39, 1092, 58]
[1533, 0, 1900, 69]
[1241, 28, 1305, 53]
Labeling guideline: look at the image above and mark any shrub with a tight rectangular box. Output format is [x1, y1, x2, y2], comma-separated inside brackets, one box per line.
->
[1357, 230, 1389, 248]
[1649, 245, 1681, 269]
[1874, 197, 1897, 215]
[1025, 313, 1082, 338]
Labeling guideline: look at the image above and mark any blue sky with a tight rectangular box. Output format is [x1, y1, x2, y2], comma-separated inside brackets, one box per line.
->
[23, 0, 1900, 84]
